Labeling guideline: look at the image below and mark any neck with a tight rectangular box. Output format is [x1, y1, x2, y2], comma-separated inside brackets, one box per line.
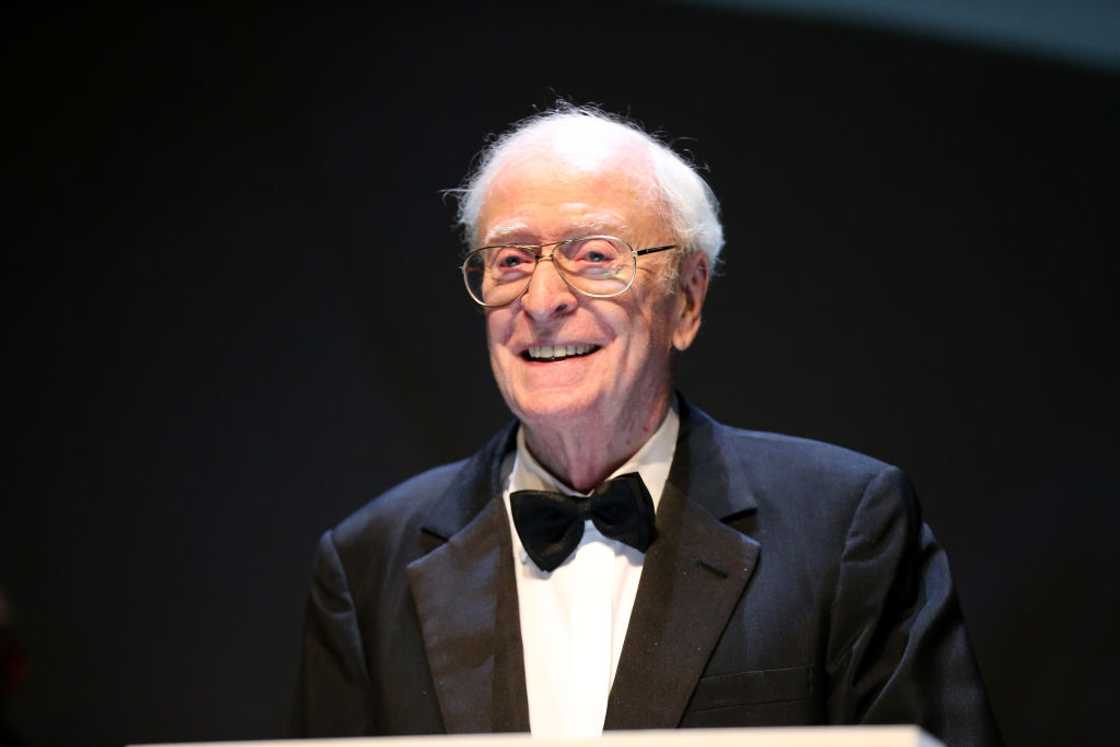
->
[521, 390, 672, 493]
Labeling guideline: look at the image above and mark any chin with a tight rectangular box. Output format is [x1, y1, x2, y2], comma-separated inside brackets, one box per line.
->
[506, 385, 604, 428]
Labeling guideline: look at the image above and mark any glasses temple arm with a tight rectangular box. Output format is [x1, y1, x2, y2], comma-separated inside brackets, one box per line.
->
[634, 244, 678, 257]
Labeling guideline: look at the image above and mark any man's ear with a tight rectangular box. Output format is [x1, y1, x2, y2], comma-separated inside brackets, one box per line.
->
[672, 250, 710, 351]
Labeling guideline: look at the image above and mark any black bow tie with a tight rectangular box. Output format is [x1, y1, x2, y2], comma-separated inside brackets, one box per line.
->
[509, 472, 658, 572]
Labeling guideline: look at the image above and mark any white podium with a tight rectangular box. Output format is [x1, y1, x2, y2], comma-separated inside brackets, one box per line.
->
[132, 726, 943, 747]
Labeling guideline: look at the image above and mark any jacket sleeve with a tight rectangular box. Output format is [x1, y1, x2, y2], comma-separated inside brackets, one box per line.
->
[289, 529, 373, 737]
[825, 466, 1003, 746]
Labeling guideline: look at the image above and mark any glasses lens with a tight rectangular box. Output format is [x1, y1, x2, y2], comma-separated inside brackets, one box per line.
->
[463, 246, 536, 306]
[555, 237, 635, 297]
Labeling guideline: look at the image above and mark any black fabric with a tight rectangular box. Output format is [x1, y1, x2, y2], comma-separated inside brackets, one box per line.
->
[510, 472, 658, 571]
[603, 479, 758, 729]
[291, 397, 1004, 746]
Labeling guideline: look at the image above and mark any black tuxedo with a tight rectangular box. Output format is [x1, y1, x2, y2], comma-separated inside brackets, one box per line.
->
[292, 399, 1001, 745]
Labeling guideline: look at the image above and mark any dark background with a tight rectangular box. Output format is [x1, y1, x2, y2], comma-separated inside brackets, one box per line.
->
[4, 4, 1117, 746]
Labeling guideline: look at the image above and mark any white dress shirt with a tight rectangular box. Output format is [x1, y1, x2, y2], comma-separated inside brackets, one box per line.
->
[500, 406, 679, 738]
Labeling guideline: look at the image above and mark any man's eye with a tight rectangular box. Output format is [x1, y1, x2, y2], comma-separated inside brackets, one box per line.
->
[492, 250, 532, 269]
[568, 239, 621, 265]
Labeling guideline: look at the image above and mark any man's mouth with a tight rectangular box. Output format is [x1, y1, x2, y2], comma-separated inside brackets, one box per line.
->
[521, 343, 600, 362]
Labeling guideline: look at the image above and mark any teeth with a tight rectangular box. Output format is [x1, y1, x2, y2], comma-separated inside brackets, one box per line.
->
[527, 343, 596, 360]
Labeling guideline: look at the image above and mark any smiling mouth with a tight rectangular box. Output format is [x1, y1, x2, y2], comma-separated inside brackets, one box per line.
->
[521, 343, 600, 362]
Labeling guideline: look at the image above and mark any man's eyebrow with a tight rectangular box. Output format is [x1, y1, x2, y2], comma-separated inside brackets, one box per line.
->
[571, 217, 630, 236]
[482, 223, 534, 245]
[482, 216, 632, 246]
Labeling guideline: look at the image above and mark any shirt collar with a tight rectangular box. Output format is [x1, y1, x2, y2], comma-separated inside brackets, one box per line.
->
[507, 402, 679, 513]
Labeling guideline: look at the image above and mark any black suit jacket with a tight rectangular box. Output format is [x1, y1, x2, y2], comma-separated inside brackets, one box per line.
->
[292, 399, 1002, 745]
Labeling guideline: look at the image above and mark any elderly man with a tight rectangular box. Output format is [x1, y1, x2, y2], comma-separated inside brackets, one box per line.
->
[292, 105, 1001, 745]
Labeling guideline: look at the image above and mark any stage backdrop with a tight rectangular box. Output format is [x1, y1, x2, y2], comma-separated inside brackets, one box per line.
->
[4, 4, 1117, 747]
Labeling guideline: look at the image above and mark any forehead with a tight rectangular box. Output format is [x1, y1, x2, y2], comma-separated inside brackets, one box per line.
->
[477, 143, 662, 244]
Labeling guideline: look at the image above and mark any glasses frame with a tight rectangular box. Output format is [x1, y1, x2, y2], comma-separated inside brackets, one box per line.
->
[460, 234, 678, 308]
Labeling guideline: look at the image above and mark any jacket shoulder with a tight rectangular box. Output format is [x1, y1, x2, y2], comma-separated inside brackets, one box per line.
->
[724, 424, 893, 489]
[329, 459, 469, 553]
[699, 413, 913, 526]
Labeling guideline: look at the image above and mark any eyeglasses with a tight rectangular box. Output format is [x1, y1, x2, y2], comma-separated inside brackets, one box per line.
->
[460, 235, 678, 308]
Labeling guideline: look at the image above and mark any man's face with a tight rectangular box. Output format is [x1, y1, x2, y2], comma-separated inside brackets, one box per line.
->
[477, 145, 699, 436]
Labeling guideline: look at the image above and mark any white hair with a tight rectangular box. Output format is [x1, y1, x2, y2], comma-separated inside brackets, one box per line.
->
[451, 104, 725, 264]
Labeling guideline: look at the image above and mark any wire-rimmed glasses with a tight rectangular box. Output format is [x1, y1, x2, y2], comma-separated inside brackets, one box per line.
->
[460, 235, 677, 308]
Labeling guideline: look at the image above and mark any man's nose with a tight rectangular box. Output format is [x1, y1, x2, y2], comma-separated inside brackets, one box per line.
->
[519, 255, 578, 321]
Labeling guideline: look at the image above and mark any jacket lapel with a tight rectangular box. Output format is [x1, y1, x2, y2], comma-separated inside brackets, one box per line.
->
[405, 424, 530, 733]
[604, 398, 762, 729]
